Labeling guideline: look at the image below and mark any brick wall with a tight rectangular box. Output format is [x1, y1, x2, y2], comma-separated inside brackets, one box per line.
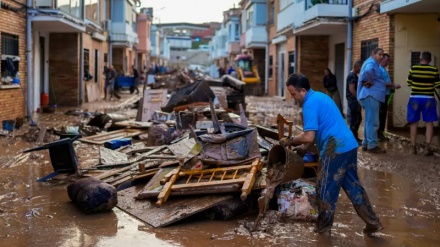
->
[268, 43, 277, 96]
[298, 36, 329, 92]
[0, 0, 27, 120]
[353, 0, 395, 128]
[49, 33, 79, 106]
[267, 0, 278, 96]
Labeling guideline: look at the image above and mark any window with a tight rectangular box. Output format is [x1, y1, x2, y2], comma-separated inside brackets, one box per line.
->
[57, 0, 83, 19]
[83, 49, 90, 81]
[235, 23, 240, 40]
[269, 56, 273, 78]
[126, 2, 132, 24]
[246, 11, 253, 30]
[104, 53, 108, 66]
[94, 49, 99, 83]
[269, 2, 275, 25]
[360, 38, 378, 62]
[1, 33, 19, 56]
[288, 52, 295, 75]
[280, 0, 293, 10]
[1, 33, 20, 78]
[85, 0, 99, 23]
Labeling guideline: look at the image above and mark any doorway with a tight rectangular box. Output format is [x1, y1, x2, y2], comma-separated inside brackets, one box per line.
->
[39, 37, 45, 93]
[334, 43, 345, 101]
[278, 53, 285, 96]
[94, 49, 99, 83]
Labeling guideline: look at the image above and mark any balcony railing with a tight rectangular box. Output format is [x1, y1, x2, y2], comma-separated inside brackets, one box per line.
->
[34, 0, 84, 19]
[306, 0, 347, 10]
[245, 26, 267, 47]
[111, 33, 138, 44]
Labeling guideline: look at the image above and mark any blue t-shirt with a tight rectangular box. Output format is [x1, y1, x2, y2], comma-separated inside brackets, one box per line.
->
[302, 89, 359, 157]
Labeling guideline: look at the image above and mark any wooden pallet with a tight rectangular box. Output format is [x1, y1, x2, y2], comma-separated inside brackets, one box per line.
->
[155, 158, 262, 207]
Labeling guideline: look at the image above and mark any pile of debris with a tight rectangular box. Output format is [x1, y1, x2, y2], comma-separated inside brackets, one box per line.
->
[13, 73, 315, 230]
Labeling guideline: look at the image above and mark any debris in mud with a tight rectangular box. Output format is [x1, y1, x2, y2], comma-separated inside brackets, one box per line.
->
[25, 208, 42, 218]
[67, 177, 118, 214]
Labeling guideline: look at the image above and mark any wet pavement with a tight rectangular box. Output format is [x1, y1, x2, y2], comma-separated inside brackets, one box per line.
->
[1, 96, 440, 246]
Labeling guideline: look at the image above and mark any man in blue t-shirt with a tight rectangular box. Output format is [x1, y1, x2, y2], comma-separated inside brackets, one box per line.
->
[280, 74, 383, 236]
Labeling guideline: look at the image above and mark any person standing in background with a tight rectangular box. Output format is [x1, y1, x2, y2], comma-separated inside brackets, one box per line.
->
[357, 48, 387, 153]
[346, 60, 363, 142]
[406, 51, 440, 156]
[132, 65, 140, 94]
[378, 53, 401, 141]
[323, 68, 343, 115]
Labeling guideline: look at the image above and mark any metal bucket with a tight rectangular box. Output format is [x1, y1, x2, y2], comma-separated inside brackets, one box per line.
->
[267, 144, 304, 184]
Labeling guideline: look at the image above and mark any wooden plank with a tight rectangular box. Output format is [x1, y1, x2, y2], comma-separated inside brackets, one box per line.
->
[111, 176, 133, 188]
[114, 121, 152, 129]
[80, 129, 145, 145]
[117, 185, 233, 227]
[86, 82, 100, 102]
[156, 166, 181, 207]
[240, 159, 261, 201]
[95, 165, 135, 180]
[137, 167, 177, 199]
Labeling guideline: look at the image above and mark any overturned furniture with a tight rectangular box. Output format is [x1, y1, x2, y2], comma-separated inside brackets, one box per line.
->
[24, 135, 80, 182]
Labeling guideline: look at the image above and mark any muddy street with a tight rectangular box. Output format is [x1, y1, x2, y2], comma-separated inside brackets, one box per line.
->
[0, 110, 439, 247]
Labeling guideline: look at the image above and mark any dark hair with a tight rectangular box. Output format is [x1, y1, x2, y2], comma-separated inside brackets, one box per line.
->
[421, 51, 432, 62]
[285, 73, 311, 91]
[324, 68, 333, 74]
[372, 48, 384, 55]
[382, 53, 390, 59]
[353, 60, 363, 68]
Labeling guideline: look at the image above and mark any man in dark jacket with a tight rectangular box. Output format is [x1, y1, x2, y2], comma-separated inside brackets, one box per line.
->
[132, 66, 140, 94]
[346, 60, 363, 142]
[104, 65, 120, 100]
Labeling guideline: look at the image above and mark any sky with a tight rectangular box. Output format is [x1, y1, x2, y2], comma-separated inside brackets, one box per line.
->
[140, 0, 241, 24]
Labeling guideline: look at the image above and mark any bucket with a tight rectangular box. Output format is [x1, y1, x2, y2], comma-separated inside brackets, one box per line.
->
[41, 93, 49, 107]
[2, 120, 16, 132]
[267, 144, 304, 184]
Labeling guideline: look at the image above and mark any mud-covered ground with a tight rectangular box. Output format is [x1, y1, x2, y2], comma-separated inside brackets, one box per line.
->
[0, 96, 439, 246]
[358, 135, 440, 209]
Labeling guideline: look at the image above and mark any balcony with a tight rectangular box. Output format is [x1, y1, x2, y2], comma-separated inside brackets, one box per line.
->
[380, 0, 440, 14]
[292, 0, 348, 35]
[150, 45, 158, 57]
[111, 33, 138, 48]
[32, 0, 86, 32]
[245, 26, 267, 48]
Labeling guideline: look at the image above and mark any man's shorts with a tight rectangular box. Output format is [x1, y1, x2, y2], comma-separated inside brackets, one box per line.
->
[407, 97, 438, 123]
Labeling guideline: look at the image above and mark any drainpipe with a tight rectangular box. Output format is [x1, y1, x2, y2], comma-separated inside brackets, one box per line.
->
[346, 0, 353, 115]
[294, 36, 298, 73]
[264, 0, 269, 95]
[79, 33, 84, 105]
[109, 0, 113, 66]
[26, 0, 33, 120]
